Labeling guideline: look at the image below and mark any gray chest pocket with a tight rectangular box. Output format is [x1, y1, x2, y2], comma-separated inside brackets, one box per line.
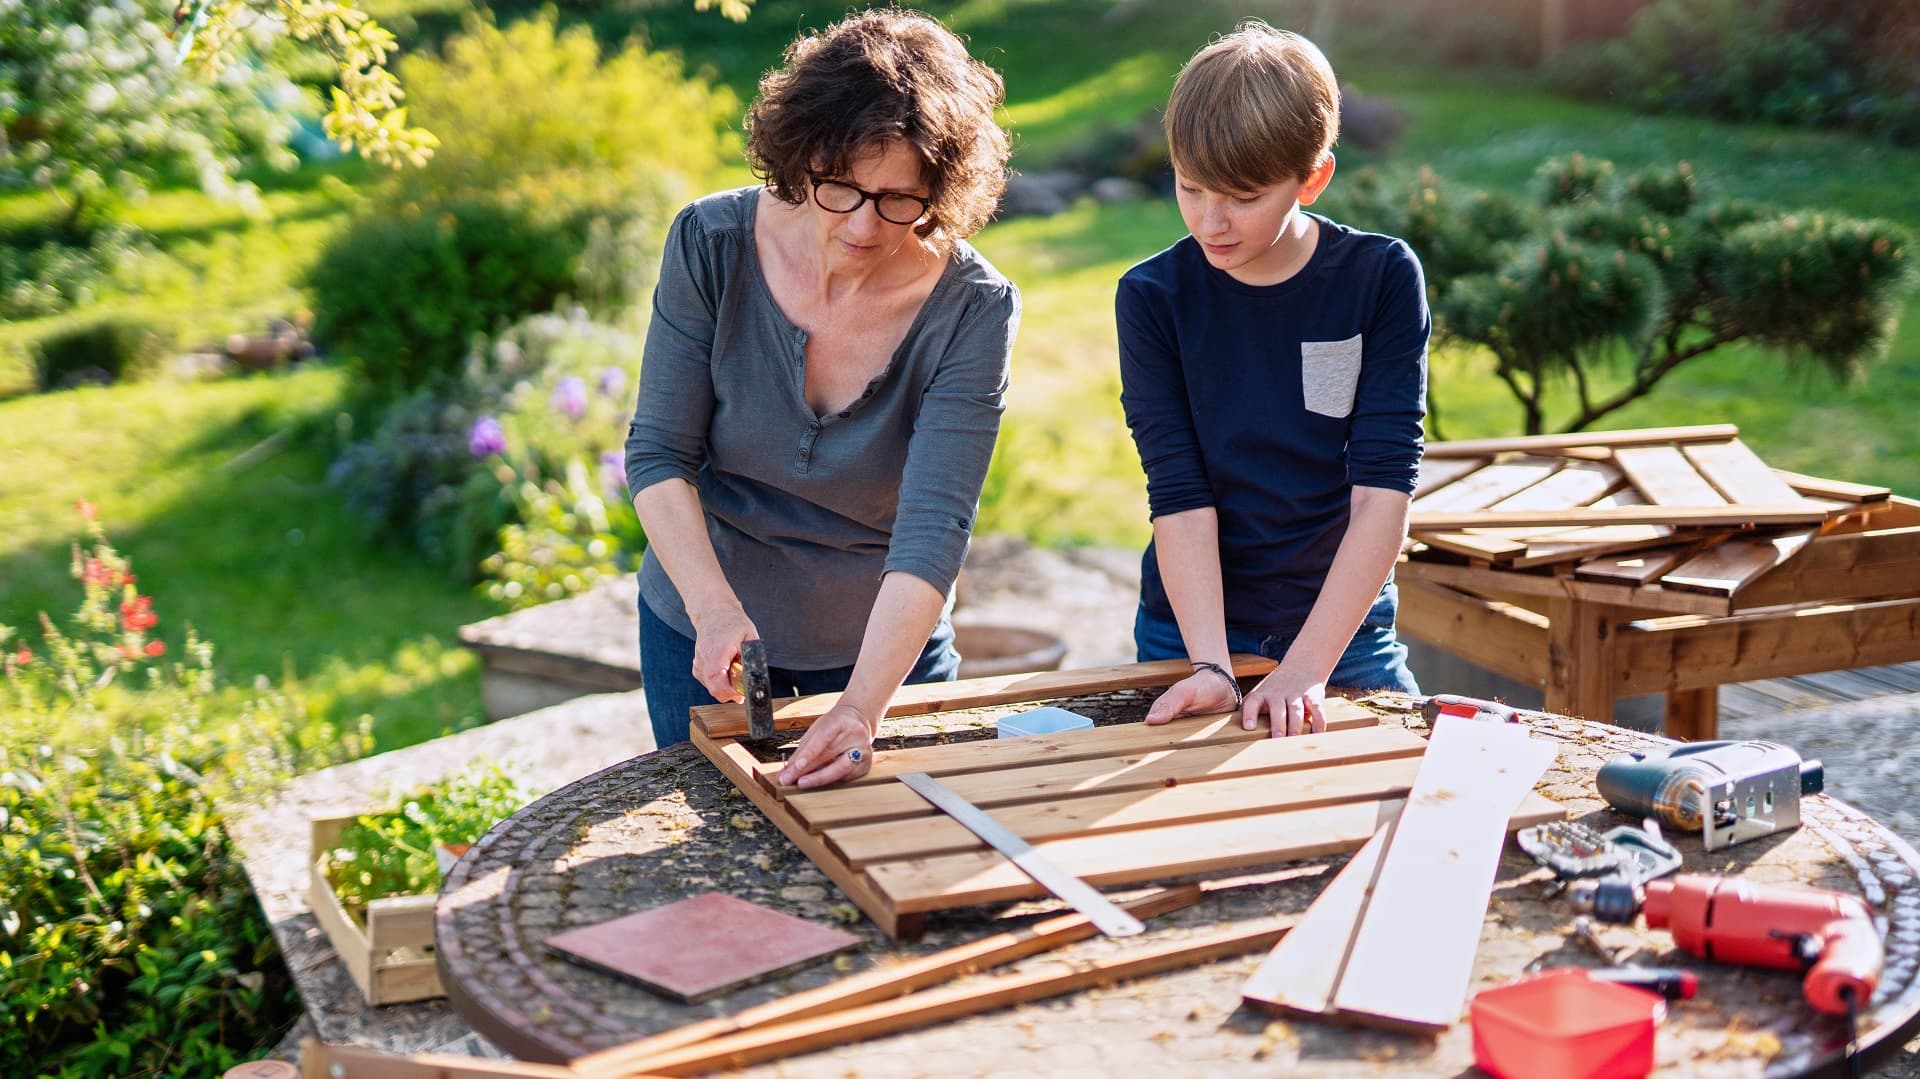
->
[1300, 333, 1363, 418]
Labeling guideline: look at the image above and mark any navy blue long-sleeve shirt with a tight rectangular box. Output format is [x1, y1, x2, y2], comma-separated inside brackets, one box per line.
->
[1117, 215, 1429, 637]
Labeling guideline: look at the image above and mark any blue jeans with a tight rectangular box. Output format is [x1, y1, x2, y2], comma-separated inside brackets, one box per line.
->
[639, 599, 961, 749]
[1133, 582, 1420, 694]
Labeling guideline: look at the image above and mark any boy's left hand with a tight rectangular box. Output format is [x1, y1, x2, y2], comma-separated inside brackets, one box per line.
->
[1242, 671, 1327, 737]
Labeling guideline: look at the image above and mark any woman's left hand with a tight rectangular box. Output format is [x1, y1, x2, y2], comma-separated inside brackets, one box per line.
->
[777, 703, 876, 789]
[1242, 667, 1328, 738]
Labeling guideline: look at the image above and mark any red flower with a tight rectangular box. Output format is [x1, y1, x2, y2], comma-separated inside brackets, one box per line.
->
[13, 646, 29, 665]
[76, 500, 96, 522]
[143, 640, 165, 658]
[120, 595, 158, 632]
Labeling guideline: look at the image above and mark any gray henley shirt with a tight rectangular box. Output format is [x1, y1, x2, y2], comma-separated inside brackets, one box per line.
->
[625, 187, 1020, 668]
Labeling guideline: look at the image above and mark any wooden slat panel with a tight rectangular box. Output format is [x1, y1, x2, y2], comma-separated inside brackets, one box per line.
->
[1395, 580, 1550, 684]
[1735, 524, 1920, 609]
[1397, 559, 1731, 618]
[1574, 543, 1695, 586]
[695, 655, 1276, 738]
[692, 728, 912, 938]
[1410, 503, 1828, 531]
[1773, 468, 1892, 503]
[1330, 721, 1560, 1030]
[1423, 425, 1739, 458]
[1683, 440, 1801, 503]
[1415, 455, 1492, 497]
[866, 792, 1565, 913]
[1417, 461, 1627, 560]
[828, 757, 1424, 867]
[1616, 597, 1920, 696]
[1613, 445, 1727, 506]
[1658, 529, 1816, 597]
[755, 698, 1381, 794]
[785, 725, 1431, 832]
[1241, 824, 1392, 1015]
[1408, 457, 1561, 513]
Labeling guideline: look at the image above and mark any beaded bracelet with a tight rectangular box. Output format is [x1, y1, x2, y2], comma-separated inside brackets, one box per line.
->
[1189, 660, 1245, 708]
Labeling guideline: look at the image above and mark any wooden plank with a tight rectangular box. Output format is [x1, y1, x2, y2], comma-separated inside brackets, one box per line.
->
[1665, 686, 1719, 742]
[1658, 529, 1816, 597]
[1773, 468, 1891, 503]
[1397, 558, 1731, 618]
[570, 887, 1206, 1078]
[695, 655, 1276, 738]
[1735, 524, 1920, 609]
[1408, 457, 1562, 513]
[754, 697, 1381, 794]
[827, 757, 1425, 867]
[366, 894, 437, 952]
[1543, 598, 1622, 724]
[1423, 425, 1740, 458]
[1616, 597, 1920, 696]
[785, 725, 1431, 832]
[1330, 719, 1560, 1030]
[1410, 503, 1828, 531]
[1574, 543, 1694, 586]
[1395, 579, 1550, 685]
[1613, 444, 1728, 506]
[1683, 440, 1802, 503]
[692, 728, 915, 938]
[301, 1041, 580, 1079]
[309, 855, 376, 1001]
[1417, 461, 1628, 560]
[1414, 455, 1492, 497]
[611, 919, 1294, 1078]
[866, 792, 1565, 913]
[1507, 529, 1681, 569]
[1241, 823, 1394, 1015]
[1412, 530, 1530, 562]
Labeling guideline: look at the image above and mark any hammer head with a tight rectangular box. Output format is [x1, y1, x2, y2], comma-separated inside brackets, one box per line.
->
[736, 638, 775, 740]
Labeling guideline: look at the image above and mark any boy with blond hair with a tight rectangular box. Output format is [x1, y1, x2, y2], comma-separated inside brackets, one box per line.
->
[1119, 21, 1427, 738]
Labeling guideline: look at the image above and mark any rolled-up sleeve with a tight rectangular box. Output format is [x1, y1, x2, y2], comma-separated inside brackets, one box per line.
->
[883, 284, 1020, 593]
[626, 205, 720, 496]
[1117, 275, 1212, 519]
[1346, 241, 1429, 494]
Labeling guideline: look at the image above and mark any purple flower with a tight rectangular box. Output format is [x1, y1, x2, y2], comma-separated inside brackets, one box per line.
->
[599, 449, 628, 502]
[597, 366, 627, 399]
[551, 375, 588, 420]
[467, 416, 506, 459]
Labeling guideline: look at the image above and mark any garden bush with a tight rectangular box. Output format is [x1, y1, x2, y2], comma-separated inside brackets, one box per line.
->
[306, 9, 737, 397]
[0, 225, 147, 320]
[324, 762, 526, 920]
[30, 316, 169, 391]
[1551, 0, 1920, 145]
[482, 456, 647, 610]
[0, 512, 364, 1075]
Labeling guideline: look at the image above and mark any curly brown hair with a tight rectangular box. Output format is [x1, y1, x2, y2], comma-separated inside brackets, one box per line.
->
[745, 8, 1009, 245]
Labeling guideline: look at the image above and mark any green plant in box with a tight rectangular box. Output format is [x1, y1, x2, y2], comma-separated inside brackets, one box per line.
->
[325, 762, 526, 921]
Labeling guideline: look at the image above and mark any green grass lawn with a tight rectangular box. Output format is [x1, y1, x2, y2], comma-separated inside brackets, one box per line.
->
[5, 0, 1918, 757]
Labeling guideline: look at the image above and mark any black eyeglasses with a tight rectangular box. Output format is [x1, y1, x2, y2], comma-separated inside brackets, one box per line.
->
[809, 177, 931, 226]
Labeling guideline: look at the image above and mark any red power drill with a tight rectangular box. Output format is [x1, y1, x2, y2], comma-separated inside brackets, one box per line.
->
[1570, 873, 1882, 1015]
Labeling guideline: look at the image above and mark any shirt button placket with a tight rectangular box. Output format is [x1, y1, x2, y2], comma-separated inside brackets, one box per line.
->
[795, 420, 821, 475]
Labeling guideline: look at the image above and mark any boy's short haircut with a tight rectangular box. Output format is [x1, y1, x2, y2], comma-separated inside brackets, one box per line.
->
[1164, 20, 1340, 192]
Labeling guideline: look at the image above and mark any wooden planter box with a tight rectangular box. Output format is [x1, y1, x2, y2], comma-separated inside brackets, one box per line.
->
[308, 813, 444, 1006]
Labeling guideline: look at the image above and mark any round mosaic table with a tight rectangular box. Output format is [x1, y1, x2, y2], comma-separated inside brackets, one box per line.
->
[436, 692, 1920, 1077]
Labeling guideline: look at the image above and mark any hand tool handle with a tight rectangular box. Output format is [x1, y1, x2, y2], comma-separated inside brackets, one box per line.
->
[1419, 693, 1521, 724]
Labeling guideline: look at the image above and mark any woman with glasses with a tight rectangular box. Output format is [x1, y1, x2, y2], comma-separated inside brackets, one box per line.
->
[623, 9, 1018, 788]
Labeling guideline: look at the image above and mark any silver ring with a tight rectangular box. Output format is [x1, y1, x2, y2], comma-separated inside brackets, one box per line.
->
[846, 748, 864, 764]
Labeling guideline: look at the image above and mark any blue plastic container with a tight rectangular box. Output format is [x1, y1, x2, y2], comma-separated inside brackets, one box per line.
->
[996, 706, 1095, 739]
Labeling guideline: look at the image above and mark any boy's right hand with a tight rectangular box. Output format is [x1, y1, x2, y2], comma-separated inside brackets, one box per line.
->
[1143, 671, 1241, 725]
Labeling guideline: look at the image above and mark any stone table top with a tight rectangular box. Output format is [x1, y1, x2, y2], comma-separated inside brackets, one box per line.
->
[437, 695, 1920, 1077]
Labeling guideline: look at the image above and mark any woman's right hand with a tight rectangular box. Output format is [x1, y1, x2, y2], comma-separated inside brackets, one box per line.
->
[688, 603, 760, 703]
[1143, 669, 1242, 725]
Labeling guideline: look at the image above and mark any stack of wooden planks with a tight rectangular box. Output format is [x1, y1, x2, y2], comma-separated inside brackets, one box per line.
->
[688, 659, 1565, 939]
[1405, 424, 1894, 612]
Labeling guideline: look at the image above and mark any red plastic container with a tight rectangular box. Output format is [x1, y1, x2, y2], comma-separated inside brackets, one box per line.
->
[1471, 969, 1665, 1079]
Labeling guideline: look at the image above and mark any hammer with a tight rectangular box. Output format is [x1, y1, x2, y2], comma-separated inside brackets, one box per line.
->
[727, 639, 776, 740]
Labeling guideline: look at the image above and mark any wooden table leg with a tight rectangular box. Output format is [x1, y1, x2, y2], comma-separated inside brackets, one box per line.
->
[1664, 685, 1720, 742]
[1544, 598, 1622, 725]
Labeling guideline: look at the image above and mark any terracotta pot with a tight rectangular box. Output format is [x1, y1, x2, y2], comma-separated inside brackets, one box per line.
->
[953, 624, 1069, 679]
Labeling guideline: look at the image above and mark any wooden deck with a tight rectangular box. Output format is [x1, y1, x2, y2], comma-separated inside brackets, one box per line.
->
[1721, 660, 1920, 723]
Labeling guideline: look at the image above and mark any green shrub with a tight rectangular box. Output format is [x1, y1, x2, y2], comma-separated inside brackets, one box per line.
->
[324, 763, 526, 920]
[307, 200, 584, 397]
[30, 317, 168, 391]
[482, 456, 647, 609]
[0, 225, 147, 320]
[306, 9, 737, 397]
[0, 515, 364, 1075]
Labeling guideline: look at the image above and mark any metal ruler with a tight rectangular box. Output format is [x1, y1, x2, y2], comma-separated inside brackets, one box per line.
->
[897, 772, 1145, 937]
